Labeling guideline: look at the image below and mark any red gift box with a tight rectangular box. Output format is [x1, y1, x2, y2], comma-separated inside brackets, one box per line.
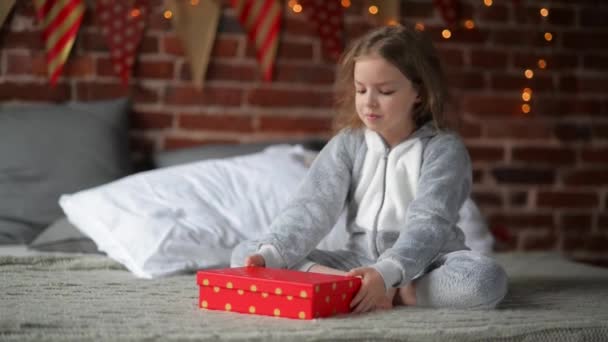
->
[196, 267, 362, 320]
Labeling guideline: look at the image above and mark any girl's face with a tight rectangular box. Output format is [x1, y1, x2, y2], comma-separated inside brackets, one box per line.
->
[354, 54, 420, 147]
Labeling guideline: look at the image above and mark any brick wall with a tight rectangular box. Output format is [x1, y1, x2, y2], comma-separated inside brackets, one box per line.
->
[1, 0, 607, 261]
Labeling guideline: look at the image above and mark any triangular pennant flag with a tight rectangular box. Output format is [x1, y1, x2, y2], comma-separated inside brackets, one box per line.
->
[301, 0, 344, 61]
[231, 0, 282, 81]
[167, 0, 220, 89]
[0, 0, 16, 29]
[33, 0, 86, 86]
[96, 0, 148, 86]
[369, 0, 401, 26]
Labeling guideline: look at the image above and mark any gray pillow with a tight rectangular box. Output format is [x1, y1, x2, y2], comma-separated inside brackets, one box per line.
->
[154, 138, 326, 168]
[28, 216, 101, 254]
[0, 98, 132, 244]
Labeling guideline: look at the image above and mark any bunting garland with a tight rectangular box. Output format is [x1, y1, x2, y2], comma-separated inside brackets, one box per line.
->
[0, 0, 16, 28]
[166, 0, 220, 89]
[230, 0, 282, 81]
[33, 0, 86, 86]
[96, 0, 148, 86]
[301, 0, 344, 61]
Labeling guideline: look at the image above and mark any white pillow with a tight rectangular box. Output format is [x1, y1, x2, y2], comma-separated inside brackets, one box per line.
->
[59, 145, 318, 278]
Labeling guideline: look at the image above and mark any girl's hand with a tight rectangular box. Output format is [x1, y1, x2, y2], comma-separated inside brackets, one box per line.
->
[244, 254, 266, 267]
[347, 267, 388, 313]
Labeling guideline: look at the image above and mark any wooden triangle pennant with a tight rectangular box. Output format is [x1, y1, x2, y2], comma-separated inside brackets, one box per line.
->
[0, 0, 16, 29]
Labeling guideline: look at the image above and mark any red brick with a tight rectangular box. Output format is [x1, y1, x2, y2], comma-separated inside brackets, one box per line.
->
[436, 47, 465, 67]
[563, 31, 608, 50]
[5, 53, 43, 76]
[535, 98, 604, 118]
[580, 8, 608, 27]
[492, 29, 555, 47]
[139, 36, 160, 54]
[75, 82, 130, 100]
[134, 60, 174, 79]
[483, 121, 553, 140]
[470, 50, 508, 69]
[274, 64, 335, 84]
[472, 169, 484, 184]
[166, 86, 243, 106]
[489, 73, 554, 92]
[599, 215, 608, 233]
[131, 111, 174, 130]
[581, 148, 608, 164]
[593, 124, 608, 139]
[462, 95, 520, 116]
[446, 71, 485, 90]
[537, 191, 599, 209]
[457, 120, 482, 138]
[472, 191, 503, 208]
[258, 116, 332, 133]
[563, 169, 608, 186]
[468, 146, 505, 163]
[560, 214, 593, 234]
[583, 54, 608, 71]
[63, 55, 95, 78]
[520, 232, 558, 251]
[247, 88, 332, 108]
[178, 113, 253, 132]
[78, 32, 108, 51]
[163, 137, 239, 151]
[283, 17, 316, 37]
[186, 61, 258, 82]
[477, 4, 508, 22]
[509, 191, 528, 207]
[163, 35, 240, 58]
[561, 234, 608, 252]
[276, 41, 315, 60]
[2, 30, 43, 50]
[488, 213, 555, 231]
[554, 124, 592, 142]
[491, 167, 555, 185]
[0, 81, 70, 102]
[513, 52, 578, 70]
[131, 84, 161, 104]
[512, 147, 576, 166]
[559, 75, 607, 94]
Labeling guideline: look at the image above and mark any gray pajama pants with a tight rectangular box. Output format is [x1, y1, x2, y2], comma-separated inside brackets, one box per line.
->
[232, 245, 508, 309]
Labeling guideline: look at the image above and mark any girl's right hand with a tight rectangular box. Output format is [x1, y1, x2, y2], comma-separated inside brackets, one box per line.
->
[245, 254, 266, 267]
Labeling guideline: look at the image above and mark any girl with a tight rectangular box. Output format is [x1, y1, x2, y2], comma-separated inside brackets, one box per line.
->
[231, 24, 508, 313]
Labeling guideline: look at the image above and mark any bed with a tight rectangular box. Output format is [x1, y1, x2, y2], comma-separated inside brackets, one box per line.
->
[2, 250, 607, 341]
[2, 100, 607, 341]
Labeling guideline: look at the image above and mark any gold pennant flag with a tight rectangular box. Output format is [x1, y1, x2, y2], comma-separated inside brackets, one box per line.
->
[166, 0, 220, 89]
[370, 0, 401, 26]
[0, 0, 16, 28]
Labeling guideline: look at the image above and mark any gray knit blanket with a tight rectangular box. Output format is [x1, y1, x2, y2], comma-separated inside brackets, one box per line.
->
[1, 252, 607, 341]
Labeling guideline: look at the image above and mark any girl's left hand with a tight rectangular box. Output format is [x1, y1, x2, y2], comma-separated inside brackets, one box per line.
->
[347, 267, 387, 313]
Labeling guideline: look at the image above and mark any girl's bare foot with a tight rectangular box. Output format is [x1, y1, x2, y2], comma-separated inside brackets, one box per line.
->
[394, 282, 417, 306]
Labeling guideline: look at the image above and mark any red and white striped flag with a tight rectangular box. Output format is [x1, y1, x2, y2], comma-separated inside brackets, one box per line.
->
[33, 0, 86, 86]
[231, 0, 282, 81]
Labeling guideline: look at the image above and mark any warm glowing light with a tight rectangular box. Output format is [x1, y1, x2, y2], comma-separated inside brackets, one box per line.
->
[538, 59, 547, 69]
[544, 32, 553, 41]
[415, 22, 425, 31]
[163, 10, 173, 19]
[523, 87, 532, 95]
[524, 69, 534, 79]
[521, 104, 531, 114]
[130, 8, 141, 17]
[540, 8, 549, 17]
[483, 0, 493, 7]
[288, 0, 297, 8]
[464, 20, 475, 29]
[368, 5, 379, 15]
[292, 4, 302, 13]
[387, 19, 399, 26]
[442, 29, 452, 39]
[341, 0, 351, 8]
[522, 92, 531, 102]
[190, 0, 199, 5]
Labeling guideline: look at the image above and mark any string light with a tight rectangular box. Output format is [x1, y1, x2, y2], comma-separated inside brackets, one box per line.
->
[538, 59, 547, 69]
[386, 19, 399, 26]
[521, 104, 531, 114]
[540, 8, 549, 17]
[442, 29, 452, 39]
[292, 3, 302, 13]
[190, 0, 200, 5]
[524, 69, 534, 79]
[130, 8, 141, 18]
[368, 5, 379, 15]
[544, 32, 553, 42]
[483, 0, 493, 7]
[522, 91, 531, 102]
[163, 10, 173, 20]
[415, 22, 425, 31]
[464, 19, 475, 29]
[341, 0, 351, 8]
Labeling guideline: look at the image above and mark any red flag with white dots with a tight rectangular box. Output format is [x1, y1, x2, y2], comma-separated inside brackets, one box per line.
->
[96, 0, 148, 85]
[301, 0, 343, 61]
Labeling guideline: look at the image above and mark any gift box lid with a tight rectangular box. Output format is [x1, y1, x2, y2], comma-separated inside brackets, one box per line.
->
[197, 267, 361, 299]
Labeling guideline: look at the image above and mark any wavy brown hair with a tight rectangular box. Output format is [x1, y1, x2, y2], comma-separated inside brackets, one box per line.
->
[333, 24, 449, 132]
